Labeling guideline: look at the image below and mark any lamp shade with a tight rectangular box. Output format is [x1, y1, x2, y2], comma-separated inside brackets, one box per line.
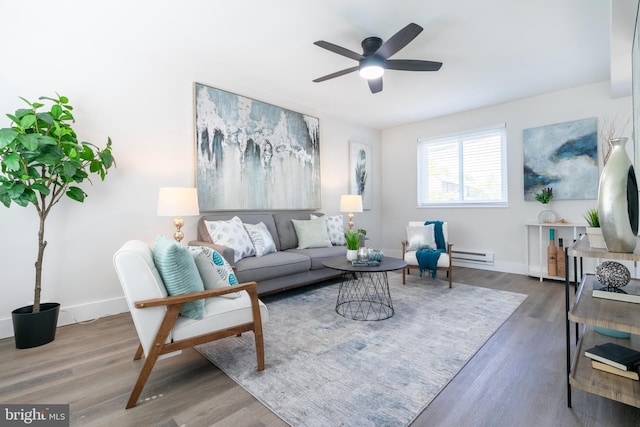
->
[340, 194, 363, 213]
[157, 187, 200, 217]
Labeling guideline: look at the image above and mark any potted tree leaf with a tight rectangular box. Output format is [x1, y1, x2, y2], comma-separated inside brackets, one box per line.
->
[583, 208, 606, 249]
[0, 94, 115, 348]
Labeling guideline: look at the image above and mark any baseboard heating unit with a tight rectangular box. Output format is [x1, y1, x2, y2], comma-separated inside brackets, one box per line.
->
[451, 250, 495, 265]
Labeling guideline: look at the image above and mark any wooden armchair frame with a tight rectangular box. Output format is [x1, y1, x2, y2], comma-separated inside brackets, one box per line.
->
[125, 281, 264, 409]
[401, 241, 454, 288]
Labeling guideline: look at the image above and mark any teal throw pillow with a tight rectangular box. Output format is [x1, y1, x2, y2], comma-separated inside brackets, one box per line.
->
[153, 235, 205, 319]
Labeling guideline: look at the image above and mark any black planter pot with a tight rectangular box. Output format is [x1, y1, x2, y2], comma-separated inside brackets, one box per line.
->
[11, 302, 60, 349]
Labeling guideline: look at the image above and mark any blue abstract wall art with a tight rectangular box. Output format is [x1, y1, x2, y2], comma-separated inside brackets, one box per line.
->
[523, 117, 598, 201]
[194, 83, 320, 210]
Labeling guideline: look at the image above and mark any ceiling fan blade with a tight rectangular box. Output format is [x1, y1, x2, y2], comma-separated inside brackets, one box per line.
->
[368, 78, 383, 94]
[313, 41, 363, 61]
[386, 59, 442, 72]
[375, 23, 423, 59]
[313, 66, 359, 82]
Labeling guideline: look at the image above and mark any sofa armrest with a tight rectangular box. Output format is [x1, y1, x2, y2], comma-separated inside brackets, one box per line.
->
[188, 240, 235, 265]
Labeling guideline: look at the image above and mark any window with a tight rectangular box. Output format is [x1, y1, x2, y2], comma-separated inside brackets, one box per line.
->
[417, 124, 508, 207]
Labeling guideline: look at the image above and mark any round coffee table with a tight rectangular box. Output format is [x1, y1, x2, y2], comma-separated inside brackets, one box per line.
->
[322, 256, 407, 321]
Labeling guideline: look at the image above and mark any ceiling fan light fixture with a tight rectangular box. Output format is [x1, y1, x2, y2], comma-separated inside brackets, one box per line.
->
[359, 64, 384, 79]
[359, 56, 385, 80]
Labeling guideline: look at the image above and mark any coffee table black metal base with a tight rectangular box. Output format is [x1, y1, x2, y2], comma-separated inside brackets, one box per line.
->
[336, 270, 394, 320]
[323, 256, 407, 321]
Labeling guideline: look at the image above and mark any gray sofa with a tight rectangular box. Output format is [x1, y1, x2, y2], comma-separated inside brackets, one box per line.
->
[189, 211, 346, 295]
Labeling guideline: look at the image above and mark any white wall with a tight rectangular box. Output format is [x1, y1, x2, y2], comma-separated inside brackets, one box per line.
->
[0, 6, 381, 338]
[380, 81, 632, 275]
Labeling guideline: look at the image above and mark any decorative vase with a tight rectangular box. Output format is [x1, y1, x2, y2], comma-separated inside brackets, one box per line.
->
[346, 249, 358, 261]
[537, 207, 556, 224]
[585, 227, 606, 249]
[597, 137, 639, 253]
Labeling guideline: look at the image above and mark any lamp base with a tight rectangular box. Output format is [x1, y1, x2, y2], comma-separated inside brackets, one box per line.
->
[173, 216, 184, 242]
[347, 213, 354, 230]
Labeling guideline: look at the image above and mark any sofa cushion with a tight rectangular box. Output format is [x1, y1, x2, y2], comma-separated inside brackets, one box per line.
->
[198, 213, 281, 251]
[152, 235, 205, 319]
[286, 246, 347, 269]
[273, 212, 324, 250]
[244, 222, 277, 256]
[312, 214, 345, 246]
[235, 251, 311, 283]
[204, 216, 255, 262]
[292, 217, 333, 249]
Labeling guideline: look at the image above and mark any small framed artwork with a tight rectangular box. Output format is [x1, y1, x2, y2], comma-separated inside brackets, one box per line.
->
[349, 140, 372, 210]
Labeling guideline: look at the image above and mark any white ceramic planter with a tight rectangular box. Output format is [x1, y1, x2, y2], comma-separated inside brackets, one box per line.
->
[586, 227, 606, 249]
[346, 249, 358, 261]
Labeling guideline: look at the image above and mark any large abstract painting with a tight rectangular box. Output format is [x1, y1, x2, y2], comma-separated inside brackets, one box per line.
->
[349, 140, 372, 210]
[523, 117, 598, 201]
[194, 83, 321, 210]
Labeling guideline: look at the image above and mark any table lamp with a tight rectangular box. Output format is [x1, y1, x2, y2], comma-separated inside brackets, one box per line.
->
[340, 194, 363, 230]
[157, 187, 200, 242]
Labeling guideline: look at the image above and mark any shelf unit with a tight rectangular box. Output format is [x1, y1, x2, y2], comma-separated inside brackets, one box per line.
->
[526, 223, 585, 281]
[565, 235, 640, 408]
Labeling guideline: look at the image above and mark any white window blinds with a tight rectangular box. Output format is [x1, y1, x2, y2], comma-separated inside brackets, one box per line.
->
[417, 124, 508, 207]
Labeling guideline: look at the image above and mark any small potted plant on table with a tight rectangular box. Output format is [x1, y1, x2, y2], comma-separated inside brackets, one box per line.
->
[583, 208, 606, 249]
[345, 229, 366, 261]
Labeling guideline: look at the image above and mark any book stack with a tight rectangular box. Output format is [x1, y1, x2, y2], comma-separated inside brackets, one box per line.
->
[584, 342, 640, 380]
[592, 281, 640, 304]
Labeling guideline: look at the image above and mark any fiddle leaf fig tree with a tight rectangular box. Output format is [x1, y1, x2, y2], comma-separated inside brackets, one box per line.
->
[0, 94, 115, 313]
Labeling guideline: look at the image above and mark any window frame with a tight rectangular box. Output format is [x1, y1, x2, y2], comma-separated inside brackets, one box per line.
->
[416, 124, 508, 208]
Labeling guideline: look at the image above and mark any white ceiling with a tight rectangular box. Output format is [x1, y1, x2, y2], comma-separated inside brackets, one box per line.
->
[153, 0, 636, 129]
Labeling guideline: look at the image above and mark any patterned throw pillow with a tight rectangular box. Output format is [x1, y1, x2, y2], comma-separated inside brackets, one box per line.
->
[152, 235, 205, 319]
[204, 216, 255, 262]
[243, 222, 277, 256]
[188, 246, 240, 299]
[406, 224, 436, 251]
[312, 214, 345, 245]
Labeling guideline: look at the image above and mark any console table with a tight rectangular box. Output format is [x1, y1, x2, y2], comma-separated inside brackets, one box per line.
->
[525, 222, 586, 281]
[322, 256, 407, 321]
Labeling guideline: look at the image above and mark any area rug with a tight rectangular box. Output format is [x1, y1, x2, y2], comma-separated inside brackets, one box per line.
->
[196, 273, 527, 426]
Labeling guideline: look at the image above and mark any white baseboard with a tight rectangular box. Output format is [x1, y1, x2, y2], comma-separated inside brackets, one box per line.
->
[0, 297, 129, 340]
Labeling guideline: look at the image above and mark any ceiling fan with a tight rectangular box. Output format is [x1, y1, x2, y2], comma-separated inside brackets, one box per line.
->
[312, 23, 442, 94]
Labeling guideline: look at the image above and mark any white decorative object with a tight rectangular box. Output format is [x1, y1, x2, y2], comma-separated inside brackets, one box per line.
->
[346, 249, 358, 261]
[537, 209, 556, 224]
[585, 227, 606, 249]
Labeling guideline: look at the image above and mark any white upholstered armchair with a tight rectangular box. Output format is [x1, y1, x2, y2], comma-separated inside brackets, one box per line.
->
[113, 239, 268, 408]
[401, 221, 453, 288]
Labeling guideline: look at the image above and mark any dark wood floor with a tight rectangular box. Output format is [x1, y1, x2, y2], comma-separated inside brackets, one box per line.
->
[1, 267, 640, 426]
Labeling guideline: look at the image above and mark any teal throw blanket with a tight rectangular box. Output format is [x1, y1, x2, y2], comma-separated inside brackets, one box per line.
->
[415, 221, 445, 279]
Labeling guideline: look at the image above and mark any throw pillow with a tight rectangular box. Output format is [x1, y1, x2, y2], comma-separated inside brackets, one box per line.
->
[291, 216, 333, 249]
[406, 224, 436, 251]
[152, 235, 205, 319]
[311, 214, 345, 245]
[243, 222, 277, 257]
[204, 216, 255, 262]
[188, 246, 240, 299]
